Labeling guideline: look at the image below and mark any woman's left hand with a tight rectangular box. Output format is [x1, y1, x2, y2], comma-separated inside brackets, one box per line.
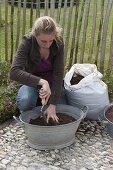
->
[45, 104, 59, 123]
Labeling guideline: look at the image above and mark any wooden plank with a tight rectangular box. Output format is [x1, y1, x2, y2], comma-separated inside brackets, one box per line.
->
[100, 0, 113, 73]
[95, 0, 104, 66]
[88, 0, 97, 63]
[22, 0, 26, 36]
[30, 1, 33, 29]
[10, 0, 14, 63]
[62, 0, 67, 37]
[44, 0, 49, 16]
[80, 0, 90, 63]
[15, 0, 21, 50]
[50, 0, 55, 18]
[68, 0, 79, 68]
[5, 0, 8, 61]
[56, 0, 62, 23]
[108, 22, 113, 72]
[64, 0, 74, 63]
[74, 0, 85, 63]
[36, 0, 40, 18]
[0, 0, 1, 59]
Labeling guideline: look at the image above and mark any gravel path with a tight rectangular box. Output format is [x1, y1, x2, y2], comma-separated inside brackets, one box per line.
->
[0, 119, 113, 170]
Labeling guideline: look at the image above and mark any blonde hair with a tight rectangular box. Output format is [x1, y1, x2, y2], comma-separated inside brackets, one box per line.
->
[31, 16, 63, 42]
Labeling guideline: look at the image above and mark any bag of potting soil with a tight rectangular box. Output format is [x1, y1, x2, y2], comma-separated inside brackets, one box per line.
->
[64, 64, 110, 120]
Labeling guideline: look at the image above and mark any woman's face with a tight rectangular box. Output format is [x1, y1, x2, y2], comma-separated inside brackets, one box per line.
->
[36, 33, 55, 49]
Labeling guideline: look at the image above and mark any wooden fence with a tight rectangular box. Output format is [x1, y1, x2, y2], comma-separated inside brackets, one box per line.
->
[0, 0, 113, 74]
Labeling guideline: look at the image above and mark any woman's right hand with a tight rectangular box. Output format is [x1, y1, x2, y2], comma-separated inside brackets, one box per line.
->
[38, 79, 51, 103]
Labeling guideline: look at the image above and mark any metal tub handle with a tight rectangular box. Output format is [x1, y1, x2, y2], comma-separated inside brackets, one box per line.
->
[13, 116, 25, 129]
[81, 105, 89, 119]
[98, 111, 108, 125]
[72, 103, 89, 119]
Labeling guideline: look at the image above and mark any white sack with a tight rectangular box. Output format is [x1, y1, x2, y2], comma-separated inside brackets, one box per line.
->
[64, 64, 110, 120]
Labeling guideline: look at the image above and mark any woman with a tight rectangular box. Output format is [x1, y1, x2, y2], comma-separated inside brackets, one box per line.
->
[10, 16, 66, 123]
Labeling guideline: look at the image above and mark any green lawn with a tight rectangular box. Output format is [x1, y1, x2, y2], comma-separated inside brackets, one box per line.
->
[0, 0, 113, 72]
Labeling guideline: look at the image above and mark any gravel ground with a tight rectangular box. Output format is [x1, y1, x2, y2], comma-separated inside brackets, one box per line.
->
[0, 118, 113, 170]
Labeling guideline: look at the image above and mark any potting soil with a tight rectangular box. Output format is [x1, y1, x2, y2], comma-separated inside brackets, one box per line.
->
[29, 113, 76, 126]
[70, 74, 84, 85]
[106, 106, 113, 123]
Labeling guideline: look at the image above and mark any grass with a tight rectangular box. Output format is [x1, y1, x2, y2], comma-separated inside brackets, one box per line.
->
[0, 0, 113, 71]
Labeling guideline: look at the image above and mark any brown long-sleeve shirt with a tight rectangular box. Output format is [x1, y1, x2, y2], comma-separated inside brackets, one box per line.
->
[10, 35, 65, 105]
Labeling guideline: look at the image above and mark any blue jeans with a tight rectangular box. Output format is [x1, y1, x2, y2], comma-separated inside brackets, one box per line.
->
[16, 85, 67, 112]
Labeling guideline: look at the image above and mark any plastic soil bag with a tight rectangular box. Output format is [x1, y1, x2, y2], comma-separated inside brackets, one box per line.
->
[64, 64, 110, 120]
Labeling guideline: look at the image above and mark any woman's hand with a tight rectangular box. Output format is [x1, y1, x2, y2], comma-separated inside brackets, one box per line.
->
[39, 79, 51, 103]
[45, 104, 59, 123]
